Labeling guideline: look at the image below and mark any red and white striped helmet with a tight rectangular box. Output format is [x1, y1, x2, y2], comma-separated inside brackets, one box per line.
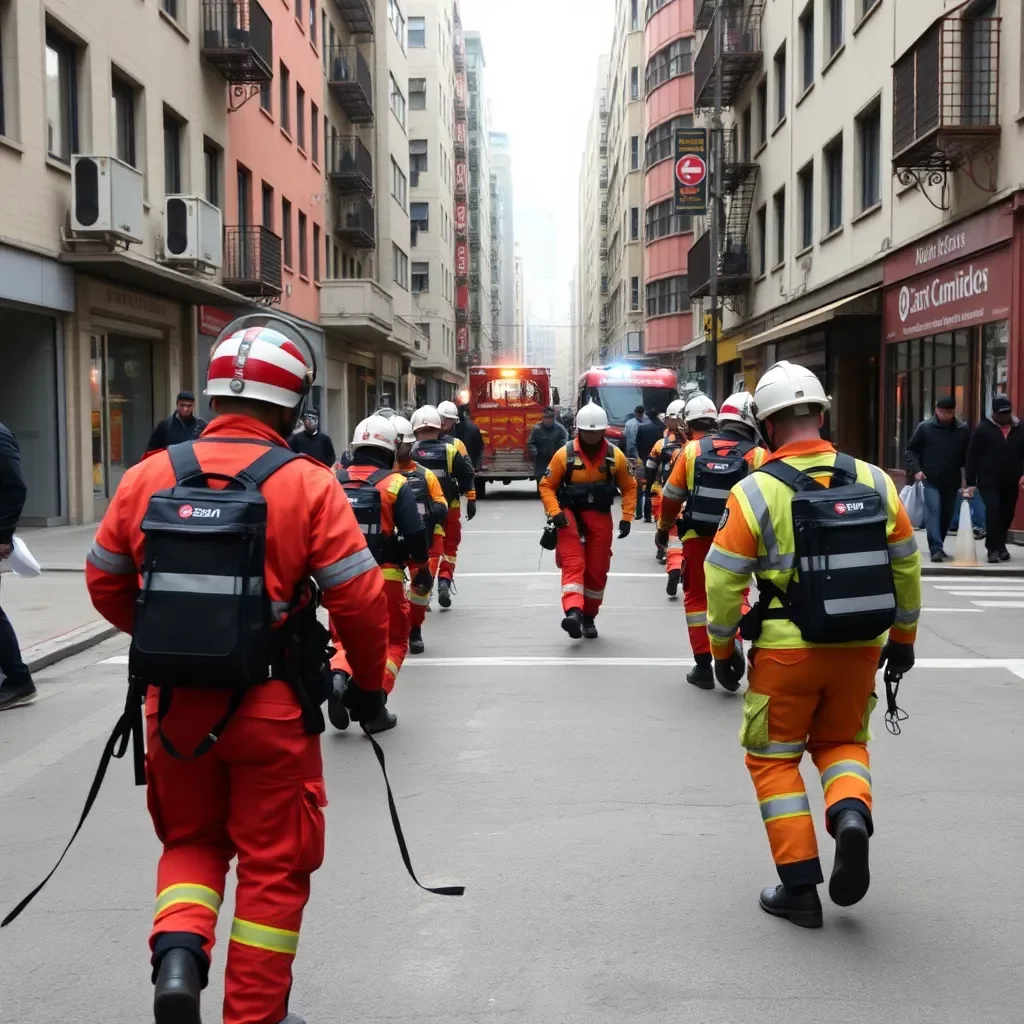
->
[206, 315, 315, 410]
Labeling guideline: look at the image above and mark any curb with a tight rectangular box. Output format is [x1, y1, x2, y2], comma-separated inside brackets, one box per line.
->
[921, 564, 1024, 578]
[24, 622, 120, 673]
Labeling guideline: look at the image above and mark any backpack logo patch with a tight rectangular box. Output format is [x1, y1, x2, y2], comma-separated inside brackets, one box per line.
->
[178, 504, 194, 519]
[718, 508, 730, 530]
[179, 503, 221, 519]
[834, 501, 865, 515]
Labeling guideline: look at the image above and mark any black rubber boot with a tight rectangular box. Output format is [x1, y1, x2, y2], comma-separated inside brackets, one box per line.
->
[561, 608, 584, 639]
[656, 548, 667, 565]
[327, 672, 350, 731]
[409, 626, 424, 654]
[153, 948, 203, 1024]
[665, 568, 681, 597]
[686, 654, 715, 690]
[717, 649, 746, 693]
[759, 884, 823, 928]
[829, 809, 870, 907]
[364, 702, 398, 735]
[437, 578, 452, 608]
[582, 616, 598, 639]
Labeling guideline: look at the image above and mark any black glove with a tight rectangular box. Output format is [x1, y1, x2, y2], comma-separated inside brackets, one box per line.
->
[466, 499, 477, 521]
[714, 653, 745, 691]
[410, 567, 433, 594]
[342, 683, 386, 724]
[618, 520, 631, 539]
[654, 527, 670, 548]
[878, 639, 915, 675]
[551, 512, 569, 529]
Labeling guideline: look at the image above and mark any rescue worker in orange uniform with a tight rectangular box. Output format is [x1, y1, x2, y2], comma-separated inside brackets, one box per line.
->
[539, 401, 637, 639]
[706, 362, 921, 928]
[436, 400, 477, 602]
[645, 398, 687, 588]
[84, 316, 391, 1024]
[393, 415, 449, 654]
[329, 415, 433, 733]
[410, 405, 476, 609]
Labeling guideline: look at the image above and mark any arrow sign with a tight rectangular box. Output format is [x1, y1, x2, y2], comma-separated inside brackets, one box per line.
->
[674, 128, 709, 215]
[675, 154, 707, 187]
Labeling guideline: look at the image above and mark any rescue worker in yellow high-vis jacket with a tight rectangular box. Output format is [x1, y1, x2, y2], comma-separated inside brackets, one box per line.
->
[705, 361, 921, 929]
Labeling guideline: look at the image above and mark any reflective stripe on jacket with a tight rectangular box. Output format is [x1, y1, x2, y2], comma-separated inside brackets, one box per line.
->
[539, 438, 638, 521]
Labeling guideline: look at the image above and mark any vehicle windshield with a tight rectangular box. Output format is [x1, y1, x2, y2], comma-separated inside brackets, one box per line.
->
[592, 385, 677, 425]
[475, 378, 545, 406]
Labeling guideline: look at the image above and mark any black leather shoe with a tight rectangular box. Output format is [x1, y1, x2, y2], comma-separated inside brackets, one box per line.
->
[666, 568, 681, 597]
[364, 706, 398, 734]
[987, 551, 1001, 563]
[656, 548, 667, 565]
[829, 809, 870, 907]
[686, 659, 715, 690]
[409, 626, 424, 654]
[759, 884, 823, 929]
[327, 673, 350, 731]
[582, 616, 598, 639]
[561, 608, 583, 639]
[0, 679, 37, 712]
[437, 579, 452, 608]
[999, 548, 1011, 561]
[153, 948, 202, 1024]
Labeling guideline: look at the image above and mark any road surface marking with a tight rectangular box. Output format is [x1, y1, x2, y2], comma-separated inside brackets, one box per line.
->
[402, 657, 1024, 672]
[935, 590, 1024, 597]
[920, 607, 983, 612]
[100, 655, 130, 665]
[456, 572, 665, 578]
[966, 601, 1024, 609]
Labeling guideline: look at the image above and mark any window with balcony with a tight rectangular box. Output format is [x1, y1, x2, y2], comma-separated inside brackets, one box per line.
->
[741, 106, 752, 161]
[410, 138, 428, 175]
[45, 28, 78, 162]
[204, 139, 221, 208]
[644, 37, 693, 94]
[298, 211, 308, 277]
[262, 182, 274, 228]
[756, 77, 768, 149]
[163, 107, 183, 194]
[393, 243, 409, 289]
[755, 204, 767, 276]
[645, 198, 692, 241]
[411, 201, 429, 233]
[237, 164, 252, 225]
[111, 72, 137, 168]
[797, 161, 814, 251]
[390, 73, 406, 126]
[296, 84, 306, 150]
[282, 198, 293, 267]
[311, 102, 319, 163]
[799, 2, 814, 93]
[823, 132, 843, 233]
[410, 77, 426, 110]
[409, 16, 426, 47]
[280, 63, 290, 134]
[826, 0, 844, 61]
[388, 0, 406, 49]
[774, 42, 787, 125]
[773, 187, 786, 267]
[412, 261, 429, 293]
[856, 100, 881, 211]
[646, 276, 689, 317]
[644, 113, 693, 167]
[391, 157, 407, 209]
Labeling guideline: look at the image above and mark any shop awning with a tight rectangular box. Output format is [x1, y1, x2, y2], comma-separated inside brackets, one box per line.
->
[411, 363, 462, 384]
[736, 288, 880, 352]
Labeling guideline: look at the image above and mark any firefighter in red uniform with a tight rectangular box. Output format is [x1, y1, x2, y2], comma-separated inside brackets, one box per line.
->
[84, 316, 391, 1024]
[327, 415, 432, 733]
[657, 391, 766, 689]
[645, 398, 687, 590]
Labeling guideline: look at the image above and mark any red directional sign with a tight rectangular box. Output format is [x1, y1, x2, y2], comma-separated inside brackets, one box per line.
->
[674, 129, 709, 214]
[675, 154, 707, 187]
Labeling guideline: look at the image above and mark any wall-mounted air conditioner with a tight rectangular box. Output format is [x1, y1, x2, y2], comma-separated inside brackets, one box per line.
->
[70, 155, 144, 243]
[162, 195, 223, 270]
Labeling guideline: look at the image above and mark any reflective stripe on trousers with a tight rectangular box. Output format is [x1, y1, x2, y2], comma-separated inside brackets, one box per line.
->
[759, 791, 812, 824]
[230, 917, 300, 956]
[154, 883, 222, 920]
[820, 759, 872, 793]
[745, 739, 806, 759]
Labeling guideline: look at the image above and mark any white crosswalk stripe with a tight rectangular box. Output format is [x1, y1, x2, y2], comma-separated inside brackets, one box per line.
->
[930, 580, 1024, 612]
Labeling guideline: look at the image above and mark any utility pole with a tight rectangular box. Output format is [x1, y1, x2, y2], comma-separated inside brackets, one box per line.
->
[705, 1, 725, 403]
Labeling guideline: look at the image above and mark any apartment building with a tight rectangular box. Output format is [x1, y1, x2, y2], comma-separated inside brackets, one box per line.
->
[489, 131, 515, 359]
[690, 0, 1021, 472]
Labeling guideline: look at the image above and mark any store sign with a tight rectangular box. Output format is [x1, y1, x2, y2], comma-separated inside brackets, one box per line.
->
[456, 284, 469, 309]
[457, 326, 469, 352]
[455, 202, 468, 235]
[455, 121, 466, 146]
[884, 246, 1012, 342]
[673, 129, 709, 214]
[456, 241, 469, 276]
[455, 162, 467, 190]
[199, 305, 234, 336]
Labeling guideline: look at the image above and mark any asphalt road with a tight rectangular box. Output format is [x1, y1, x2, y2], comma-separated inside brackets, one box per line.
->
[1, 481, 1022, 1023]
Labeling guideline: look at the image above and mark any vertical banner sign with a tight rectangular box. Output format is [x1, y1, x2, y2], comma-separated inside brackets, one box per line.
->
[455, 121, 466, 146]
[456, 241, 469, 277]
[674, 129, 708, 215]
[457, 326, 469, 353]
[456, 74, 466, 103]
[455, 202, 468, 236]
[455, 162, 468, 192]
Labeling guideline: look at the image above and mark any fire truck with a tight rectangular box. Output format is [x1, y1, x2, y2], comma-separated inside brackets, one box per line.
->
[575, 365, 679, 446]
[466, 364, 552, 497]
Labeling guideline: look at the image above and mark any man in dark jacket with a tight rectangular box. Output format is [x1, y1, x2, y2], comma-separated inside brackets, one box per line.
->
[0, 423, 35, 711]
[454, 401, 484, 470]
[965, 395, 1024, 562]
[146, 391, 207, 452]
[527, 407, 569, 480]
[635, 411, 666, 522]
[288, 410, 336, 466]
[905, 396, 971, 561]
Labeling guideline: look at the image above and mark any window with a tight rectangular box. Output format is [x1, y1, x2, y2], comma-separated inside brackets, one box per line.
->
[645, 276, 689, 317]
[630, 66, 639, 100]
[644, 114, 693, 167]
[631, 276, 640, 311]
[391, 157, 407, 208]
[296, 85, 305, 149]
[631, 0, 639, 30]
[280, 63, 290, 134]
[797, 162, 814, 251]
[824, 132, 843, 232]
[773, 42, 786, 125]
[309, 0, 316, 42]
[409, 77, 426, 110]
[410, 201, 429, 232]
[321, 10, 327, 63]
[826, 0, 844, 60]
[388, 0, 405, 48]
[204, 139, 221, 208]
[773, 187, 786, 266]
[857, 101, 881, 211]
[237, 164, 252, 225]
[312, 223, 320, 281]
[630, 135, 639, 170]
[409, 16, 426, 47]
[799, 2, 814, 92]
[260, 78, 272, 114]
[393, 243, 409, 288]
[161, 0, 178, 18]
[389, 73, 406, 126]
[645, 198, 692, 241]
[630, 207, 639, 240]
[298, 212, 308, 277]
[755, 205, 767, 276]
[111, 73, 136, 167]
[410, 138, 428, 175]
[310, 102, 319, 163]
[163, 109, 182, 194]
[282, 198, 293, 267]
[644, 37, 692, 94]
[261, 182, 274, 228]
[412, 260, 429, 293]
[45, 29, 78, 161]
[756, 77, 768, 148]
[740, 106, 752, 162]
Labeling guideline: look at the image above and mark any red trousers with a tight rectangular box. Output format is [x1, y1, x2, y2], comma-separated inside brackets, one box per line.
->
[145, 686, 324, 1024]
[330, 575, 408, 693]
[555, 508, 613, 618]
[651, 494, 682, 574]
[430, 506, 462, 582]
[682, 535, 714, 656]
[409, 533, 444, 628]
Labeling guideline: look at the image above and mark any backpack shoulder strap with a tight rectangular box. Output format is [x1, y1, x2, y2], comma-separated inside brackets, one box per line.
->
[238, 445, 301, 489]
[756, 458, 823, 492]
[167, 441, 203, 485]
[335, 468, 351, 484]
[831, 452, 859, 487]
[698, 434, 717, 456]
[563, 441, 577, 484]
[369, 468, 395, 486]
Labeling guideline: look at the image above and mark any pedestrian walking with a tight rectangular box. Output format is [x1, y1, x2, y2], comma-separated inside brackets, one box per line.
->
[146, 391, 207, 452]
[622, 405, 646, 460]
[454, 399, 484, 472]
[527, 406, 569, 481]
[904, 396, 971, 562]
[965, 395, 1024, 562]
[636, 411, 665, 523]
[0, 421, 35, 712]
[288, 410, 336, 467]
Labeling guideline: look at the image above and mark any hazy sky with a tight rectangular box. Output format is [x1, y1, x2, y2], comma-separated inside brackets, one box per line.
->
[459, 0, 615, 330]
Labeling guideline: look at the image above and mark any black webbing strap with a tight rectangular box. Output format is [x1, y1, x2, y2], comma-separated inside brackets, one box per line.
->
[360, 725, 465, 897]
[236, 444, 300, 488]
[156, 686, 247, 763]
[167, 441, 204, 484]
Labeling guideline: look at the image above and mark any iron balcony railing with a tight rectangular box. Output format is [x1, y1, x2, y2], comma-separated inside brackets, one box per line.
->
[326, 46, 374, 124]
[222, 225, 282, 297]
[687, 228, 751, 299]
[694, 2, 764, 110]
[332, 0, 374, 37]
[326, 136, 373, 196]
[333, 198, 375, 249]
[200, 0, 273, 83]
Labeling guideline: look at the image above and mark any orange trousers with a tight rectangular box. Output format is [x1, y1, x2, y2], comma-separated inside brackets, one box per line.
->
[651, 493, 683, 574]
[742, 646, 878, 887]
[145, 688, 324, 1024]
[555, 508, 613, 618]
[409, 533, 444, 628]
[681, 535, 714, 656]
[431, 506, 462, 582]
[329, 575, 408, 693]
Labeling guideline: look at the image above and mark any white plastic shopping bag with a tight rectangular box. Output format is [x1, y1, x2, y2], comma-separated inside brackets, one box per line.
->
[952, 499, 978, 566]
[0, 536, 42, 577]
[899, 480, 925, 530]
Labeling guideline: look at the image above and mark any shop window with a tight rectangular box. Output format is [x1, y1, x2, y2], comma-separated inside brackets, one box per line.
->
[981, 320, 1008, 416]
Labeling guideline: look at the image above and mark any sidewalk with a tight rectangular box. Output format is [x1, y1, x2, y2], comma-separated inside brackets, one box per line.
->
[913, 527, 1024, 574]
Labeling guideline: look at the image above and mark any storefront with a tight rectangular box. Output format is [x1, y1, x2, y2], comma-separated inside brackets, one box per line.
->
[881, 202, 1016, 477]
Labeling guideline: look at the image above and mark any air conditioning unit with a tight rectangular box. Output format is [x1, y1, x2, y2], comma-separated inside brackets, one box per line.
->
[71, 155, 144, 243]
[162, 195, 223, 269]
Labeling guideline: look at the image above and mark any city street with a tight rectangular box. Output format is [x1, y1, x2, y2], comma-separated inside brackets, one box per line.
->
[1, 482, 1022, 1024]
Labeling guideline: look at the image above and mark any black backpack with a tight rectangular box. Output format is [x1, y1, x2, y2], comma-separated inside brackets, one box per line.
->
[658, 435, 685, 485]
[680, 435, 756, 536]
[402, 465, 438, 530]
[337, 467, 405, 565]
[742, 454, 897, 645]
[411, 439, 458, 503]
[558, 440, 620, 512]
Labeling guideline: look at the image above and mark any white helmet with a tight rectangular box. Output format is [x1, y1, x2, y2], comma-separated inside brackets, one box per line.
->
[666, 399, 686, 419]
[718, 391, 758, 431]
[683, 393, 718, 424]
[351, 415, 398, 454]
[392, 415, 416, 444]
[437, 400, 459, 422]
[411, 405, 443, 431]
[752, 361, 831, 421]
[576, 401, 609, 432]
[374, 406, 396, 420]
